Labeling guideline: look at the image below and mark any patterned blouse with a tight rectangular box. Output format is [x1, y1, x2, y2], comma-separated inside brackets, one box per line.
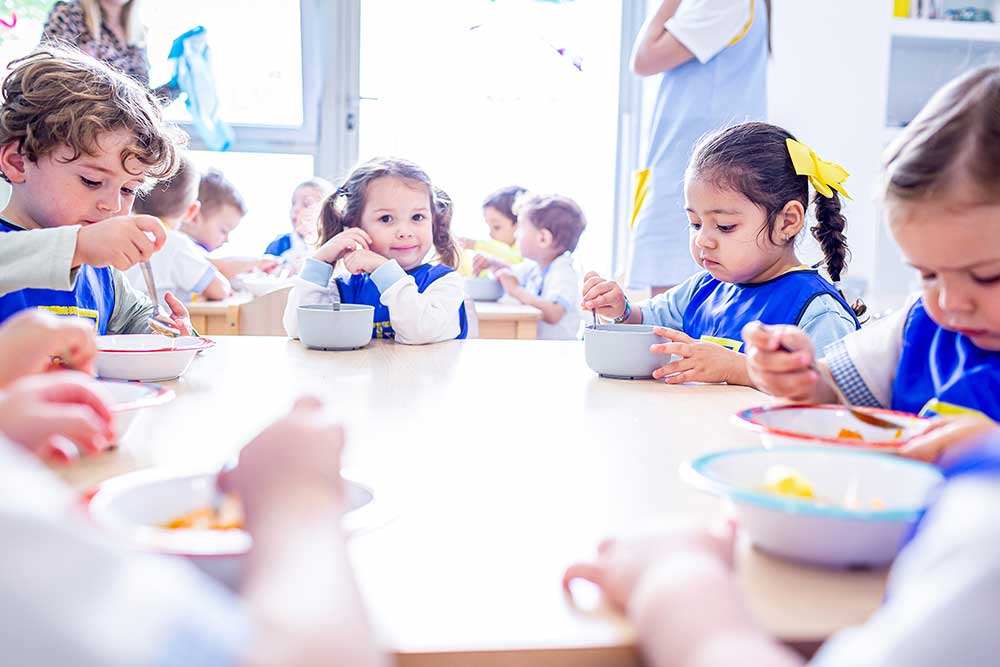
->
[42, 0, 151, 87]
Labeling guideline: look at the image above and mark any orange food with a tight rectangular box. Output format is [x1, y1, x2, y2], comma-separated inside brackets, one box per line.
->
[837, 428, 864, 440]
[161, 494, 244, 530]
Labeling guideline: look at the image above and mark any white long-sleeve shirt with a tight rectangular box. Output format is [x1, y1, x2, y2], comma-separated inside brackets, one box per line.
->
[0, 436, 248, 667]
[0, 225, 79, 295]
[284, 257, 465, 345]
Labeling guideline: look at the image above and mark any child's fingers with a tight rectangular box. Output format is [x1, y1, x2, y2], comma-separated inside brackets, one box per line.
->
[582, 270, 602, 283]
[42, 435, 78, 464]
[663, 369, 698, 385]
[652, 357, 694, 380]
[758, 369, 819, 399]
[741, 321, 779, 351]
[133, 215, 167, 251]
[745, 345, 811, 373]
[43, 407, 108, 455]
[652, 327, 693, 343]
[582, 288, 623, 312]
[649, 341, 690, 358]
[562, 562, 604, 593]
[581, 282, 617, 308]
[39, 376, 114, 427]
[580, 274, 606, 296]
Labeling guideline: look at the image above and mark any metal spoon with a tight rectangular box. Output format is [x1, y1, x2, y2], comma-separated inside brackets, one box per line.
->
[139, 261, 180, 337]
[778, 342, 906, 431]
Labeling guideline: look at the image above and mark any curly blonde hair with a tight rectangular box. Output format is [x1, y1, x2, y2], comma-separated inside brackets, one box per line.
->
[0, 45, 185, 184]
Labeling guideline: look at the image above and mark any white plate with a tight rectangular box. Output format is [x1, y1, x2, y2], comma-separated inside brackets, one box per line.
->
[733, 404, 931, 452]
[681, 446, 943, 567]
[96, 335, 215, 381]
[96, 379, 174, 440]
[87, 469, 388, 587]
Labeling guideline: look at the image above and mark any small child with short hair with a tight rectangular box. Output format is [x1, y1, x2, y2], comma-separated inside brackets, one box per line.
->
[461, 185, 527, 275]
[0, 46, 192, 335]
[181, 168, 279, 279]
[125, 154, 230, 303]
[480, 194, 586, 340]
[265, 177, 334, 271]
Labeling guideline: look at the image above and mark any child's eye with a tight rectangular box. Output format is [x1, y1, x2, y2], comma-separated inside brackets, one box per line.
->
[688, 221, 702, 230]
[972, 273, 1000, 285]
[378, 214, 393, 223]
[121, 187, 136, 196]
[412, 213, 426, 222]
[919, 272, 937, 282]
[717, 224, 736, 233]
[80, 177, 101, 188]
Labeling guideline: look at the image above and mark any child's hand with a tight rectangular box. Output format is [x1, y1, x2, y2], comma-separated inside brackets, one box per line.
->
[163, 292, 194, 336]
[742, 322, 822, 401]
[900, 416, 997, 463]
[581, 271, 627, 321]
[0, 310, 97, 386]
[649, 327, 747, 385]
[313, 228, 373, 265]
[0, 372, 114, 462]
[73, 215, 166, 270]
[342, 248, 388, 275]
[495, 269, 521, 297]
[563, 521, 736, 612]
[458, 237, 475, 250]
[219, 396, 345, 520]
[472, 253, 506, 275]
[258, 256, 282, 274]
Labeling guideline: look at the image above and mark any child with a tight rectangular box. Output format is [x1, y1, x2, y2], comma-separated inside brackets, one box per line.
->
[745, 66, 1000, 461]
[264, 177, 334, 269]
[125, 154, 230, 304]
[181, 168, 279, 278]
[478, 194, 586, 340]
[582, 121, 863, 386]
[0, 46, 192, 335]
[461, 185, 527, 275]
[283, 156, 468, 344]
[0, 392, 385, 666]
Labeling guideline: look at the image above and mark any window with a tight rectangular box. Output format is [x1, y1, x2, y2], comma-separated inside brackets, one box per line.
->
[358, 0, 623, 274]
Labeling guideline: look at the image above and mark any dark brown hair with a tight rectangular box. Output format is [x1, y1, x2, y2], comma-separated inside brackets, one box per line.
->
[515, 194, 586, 253]
[883, 65, 1000, 208]
[0, 45, 184, 183]
[319, 157, 460, 269]
[687, 121, 865, 318]
[198, 167, 247, 218]
[482, 185, 528, 224]
[134, 153, 199, 219]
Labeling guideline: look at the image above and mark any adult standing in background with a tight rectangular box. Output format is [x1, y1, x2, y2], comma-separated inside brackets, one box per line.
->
[628, 0, 768, 296]
[41, 0, 178, 102]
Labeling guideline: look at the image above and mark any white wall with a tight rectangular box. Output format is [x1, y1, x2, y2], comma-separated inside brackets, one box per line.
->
[768, 0, 893, 308]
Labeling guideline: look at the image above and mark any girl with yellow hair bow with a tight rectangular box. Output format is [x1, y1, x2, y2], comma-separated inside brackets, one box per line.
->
[582, 121, 863, 387]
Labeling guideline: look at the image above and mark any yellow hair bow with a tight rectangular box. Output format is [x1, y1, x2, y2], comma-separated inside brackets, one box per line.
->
[786, 138, 852, 200]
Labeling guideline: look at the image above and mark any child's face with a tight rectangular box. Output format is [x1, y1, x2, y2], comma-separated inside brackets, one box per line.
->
[891, 199, 1000, 350]
[516, 216, 556, 263]
[684, 177, 795, 284]
[484, 206, 516, 246]
[190, 203, 243, 251]
[357, 176, 433, 270]
[290, 184, 325, 243]
[3, 129, 145, 229]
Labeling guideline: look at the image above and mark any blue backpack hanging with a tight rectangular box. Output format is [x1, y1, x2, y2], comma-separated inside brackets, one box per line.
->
[168, 26, 233, 151]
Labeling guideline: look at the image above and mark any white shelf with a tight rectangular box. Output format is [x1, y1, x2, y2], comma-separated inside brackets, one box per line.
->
[891, 17, 1000, 43]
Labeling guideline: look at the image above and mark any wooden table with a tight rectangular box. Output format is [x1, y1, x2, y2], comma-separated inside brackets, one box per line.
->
[474, 301, 542, 340]
[186, 293, 253, 335]
[62, 339, 886, 666]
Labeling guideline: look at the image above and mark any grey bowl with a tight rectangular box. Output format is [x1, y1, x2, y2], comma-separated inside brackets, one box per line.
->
[297, 304, 375, 350]
[584, 324, 665, 380]
[464, 276, 504, 302]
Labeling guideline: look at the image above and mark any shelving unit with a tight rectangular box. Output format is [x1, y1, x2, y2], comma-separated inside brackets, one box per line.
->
[890, 17, 1000, 43]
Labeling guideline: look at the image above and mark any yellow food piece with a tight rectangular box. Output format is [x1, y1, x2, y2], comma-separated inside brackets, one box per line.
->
[161, 494, 244, 531]
[762, 465, 815, 499]
[837, 428, 864, 440]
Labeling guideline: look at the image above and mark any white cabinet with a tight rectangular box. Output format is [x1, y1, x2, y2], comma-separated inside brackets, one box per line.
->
[770, 1, 1000, 312]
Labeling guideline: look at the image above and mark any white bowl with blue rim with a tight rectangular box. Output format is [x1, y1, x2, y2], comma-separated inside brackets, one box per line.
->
[297, 304, 374, 350]
[96, 379, 174, 441]
[680, 446, 944, 568]
[733, 404, 932, 452]
[584, 324, 666, 380]
[463, 276, 504, 302]
[86, 469, 387, 588]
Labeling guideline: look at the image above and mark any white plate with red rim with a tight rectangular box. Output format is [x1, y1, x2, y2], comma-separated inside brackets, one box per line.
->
[97, 379, 175, 440]
[96, 335, 215, 382]
[733, 404, 933, 452]
[85, 469, 388, 587]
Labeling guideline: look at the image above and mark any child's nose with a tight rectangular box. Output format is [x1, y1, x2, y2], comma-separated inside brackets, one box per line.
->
[938, 281, 974, 313]
[694, 227, 714, 248]
[96, 190, 123, 214]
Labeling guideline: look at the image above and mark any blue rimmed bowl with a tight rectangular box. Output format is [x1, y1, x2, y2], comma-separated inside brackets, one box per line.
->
[680, 446, 944, 568]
